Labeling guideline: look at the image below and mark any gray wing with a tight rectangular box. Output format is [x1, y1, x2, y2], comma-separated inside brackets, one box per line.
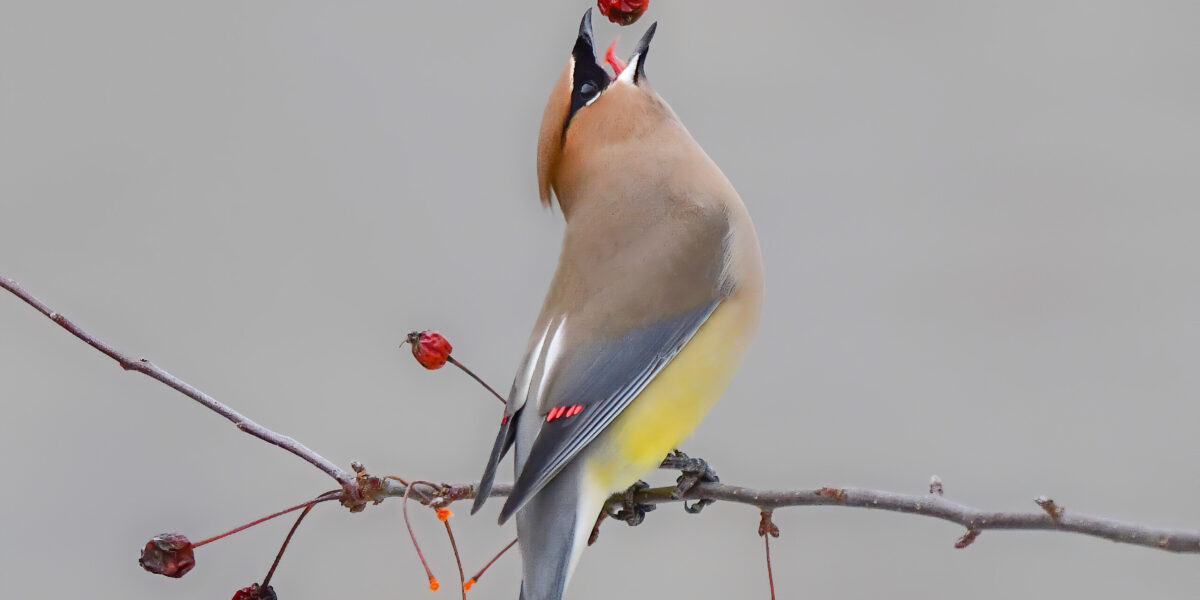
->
[471, 320, 553, 515]
[470, 406, 520, 515]
[496, 299, 719, 524]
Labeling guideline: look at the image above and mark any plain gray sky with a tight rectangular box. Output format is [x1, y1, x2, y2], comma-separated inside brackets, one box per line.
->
[2, 1, 1199, 598]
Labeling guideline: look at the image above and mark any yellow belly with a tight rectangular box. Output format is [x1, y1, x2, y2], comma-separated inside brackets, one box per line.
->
[584, 298, 756, 492]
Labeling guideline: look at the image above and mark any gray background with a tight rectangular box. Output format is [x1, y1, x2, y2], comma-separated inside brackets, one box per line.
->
[2, 1, 1198, 598]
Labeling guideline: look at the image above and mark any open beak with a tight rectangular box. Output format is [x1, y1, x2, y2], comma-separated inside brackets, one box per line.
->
[601, 22, 658, 82]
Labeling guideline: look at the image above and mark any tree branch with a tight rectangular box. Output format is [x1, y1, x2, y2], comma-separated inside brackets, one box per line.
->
[5, 274, 1200, 555]
[0, 276, 358, 496]
[381, 479, 1200, 554]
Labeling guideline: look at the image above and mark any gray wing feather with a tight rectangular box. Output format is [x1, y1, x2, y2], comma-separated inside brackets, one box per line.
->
[470, 409, 519, 515]
[471, 319, 556, 514]
[496, 299, 719, 523]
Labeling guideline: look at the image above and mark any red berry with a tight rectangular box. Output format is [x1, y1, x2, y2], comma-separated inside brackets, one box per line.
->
[138, 533, 195, 578]
[597, 0, 648, 26]
[233, 583, 277, 600]
[408, 330, 453, 370]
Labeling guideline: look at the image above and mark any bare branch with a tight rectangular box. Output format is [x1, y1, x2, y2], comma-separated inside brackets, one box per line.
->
[382, 479, 1200, 555]
[6, 275, 1200, 556]
[0, 276, 357, 496]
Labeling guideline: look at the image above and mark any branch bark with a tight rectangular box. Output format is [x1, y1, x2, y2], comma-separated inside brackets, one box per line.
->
[382, 479, 1200, 554]
[0, 276, 358, 496]
[5, 274, 1200, 555]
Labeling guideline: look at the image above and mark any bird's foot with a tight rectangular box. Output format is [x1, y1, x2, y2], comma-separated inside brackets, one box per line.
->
[661, 449, 719, 514]
[610, 480, 656, 527]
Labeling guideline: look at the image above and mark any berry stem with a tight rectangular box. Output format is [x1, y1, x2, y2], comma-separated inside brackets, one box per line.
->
[191, 490, 340, 549]
[442, 519, 467, 600]
[763, 531, 776, 600]
[260, 501, 318, 588]
[401, 480, 439, 586]
[447, 356, 506, 404]
[468, 537, 519, 586]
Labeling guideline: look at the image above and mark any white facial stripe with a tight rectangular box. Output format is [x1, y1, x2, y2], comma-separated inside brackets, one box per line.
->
[617, 54, 641, 85]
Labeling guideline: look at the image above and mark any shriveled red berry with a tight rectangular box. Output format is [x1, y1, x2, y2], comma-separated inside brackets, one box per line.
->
[138, 533, 195, 578]
[232, 583, 277, 600]
[597, 0, 648, 26]
[407, 330, 453, 370]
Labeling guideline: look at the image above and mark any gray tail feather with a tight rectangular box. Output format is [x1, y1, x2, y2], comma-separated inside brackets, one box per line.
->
[514, 463, 598, 600]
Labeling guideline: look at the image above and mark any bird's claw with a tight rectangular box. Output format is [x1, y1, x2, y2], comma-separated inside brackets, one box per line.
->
[662, 450, 719, 514]
[610, 480, 656, 526]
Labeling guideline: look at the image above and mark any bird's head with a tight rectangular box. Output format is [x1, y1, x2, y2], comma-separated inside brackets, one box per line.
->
[536, 8, 665, 210]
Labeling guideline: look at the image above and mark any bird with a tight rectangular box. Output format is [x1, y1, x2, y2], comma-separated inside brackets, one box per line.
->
[471, 8, 763, 599]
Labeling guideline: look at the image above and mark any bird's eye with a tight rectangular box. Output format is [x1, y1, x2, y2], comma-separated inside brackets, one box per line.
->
[579, 81, 599, 100]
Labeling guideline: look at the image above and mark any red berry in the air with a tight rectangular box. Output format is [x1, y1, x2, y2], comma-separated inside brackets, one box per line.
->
[598, 0, 648, 26]
[605, 38, 628, 75]
[138, 533, 195, 578]
[408, 330, 453, 370]
[232, 583, 277, 600]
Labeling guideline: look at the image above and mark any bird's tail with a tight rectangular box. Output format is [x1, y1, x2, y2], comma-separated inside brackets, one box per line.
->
[514, 461, 606, 600]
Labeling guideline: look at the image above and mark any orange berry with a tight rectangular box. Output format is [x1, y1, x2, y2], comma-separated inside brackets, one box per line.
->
[428, 576, 440, 591]
[463, 578, 475, 591]
[436, 508, 452, 521]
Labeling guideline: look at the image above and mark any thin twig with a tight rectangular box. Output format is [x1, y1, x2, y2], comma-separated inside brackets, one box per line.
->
[0, 276, 359, 497]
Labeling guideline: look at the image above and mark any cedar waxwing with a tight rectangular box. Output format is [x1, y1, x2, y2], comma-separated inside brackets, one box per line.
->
[472, 9, 763, 599]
